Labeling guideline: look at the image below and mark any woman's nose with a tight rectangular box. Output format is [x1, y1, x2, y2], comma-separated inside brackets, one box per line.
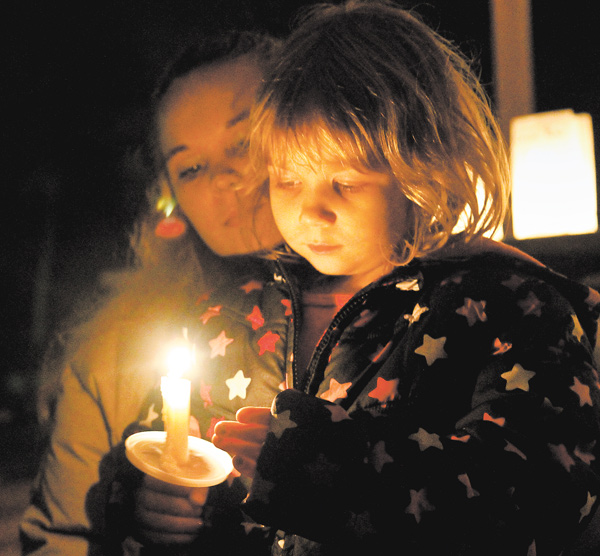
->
[210, 168, 242, 192]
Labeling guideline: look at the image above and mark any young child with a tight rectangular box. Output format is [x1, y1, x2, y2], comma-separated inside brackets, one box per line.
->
[206, 1, 600, 555]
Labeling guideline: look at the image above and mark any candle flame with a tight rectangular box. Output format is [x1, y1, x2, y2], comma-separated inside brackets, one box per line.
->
[165, 343, 195, 378]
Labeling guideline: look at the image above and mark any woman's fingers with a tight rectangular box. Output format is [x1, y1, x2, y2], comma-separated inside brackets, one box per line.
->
[134, 476, 209, 545]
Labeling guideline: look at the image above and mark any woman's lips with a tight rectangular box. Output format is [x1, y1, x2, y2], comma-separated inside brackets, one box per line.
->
[307, 244, 342, 254]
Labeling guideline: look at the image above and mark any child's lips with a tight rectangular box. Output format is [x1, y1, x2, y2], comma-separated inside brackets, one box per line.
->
[307, 243, 342, 254]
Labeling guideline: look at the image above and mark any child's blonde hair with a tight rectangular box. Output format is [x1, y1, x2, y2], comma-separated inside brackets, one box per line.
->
[251, 0, 510, 264]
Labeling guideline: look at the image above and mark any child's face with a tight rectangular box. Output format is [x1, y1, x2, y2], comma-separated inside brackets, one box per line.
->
[269, 154, 410, 292]
[157, 56, 282, 256]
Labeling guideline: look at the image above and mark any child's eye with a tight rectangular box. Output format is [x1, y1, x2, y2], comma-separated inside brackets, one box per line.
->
[274, 179, 302, 190]
[334, 180, 364, 194]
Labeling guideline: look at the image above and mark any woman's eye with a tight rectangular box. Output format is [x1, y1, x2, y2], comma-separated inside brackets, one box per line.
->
[226, 139, 249, 158]
[174, 163, 207, 184]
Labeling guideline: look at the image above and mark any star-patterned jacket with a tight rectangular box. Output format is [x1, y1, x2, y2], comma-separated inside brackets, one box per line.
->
[132, 247, 600, 556]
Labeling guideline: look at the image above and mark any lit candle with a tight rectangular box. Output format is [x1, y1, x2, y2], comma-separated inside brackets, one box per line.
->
[161, 338, 194, 467]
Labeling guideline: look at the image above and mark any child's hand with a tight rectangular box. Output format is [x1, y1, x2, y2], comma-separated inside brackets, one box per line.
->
[212, 406, 271, 478]
[134, 475, 208, 546]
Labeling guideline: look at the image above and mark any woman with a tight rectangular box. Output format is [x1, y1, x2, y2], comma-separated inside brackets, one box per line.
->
[20, 30, 282, 556]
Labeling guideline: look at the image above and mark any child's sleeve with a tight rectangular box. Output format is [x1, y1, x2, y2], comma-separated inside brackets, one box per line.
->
[242, 280, 600, 554]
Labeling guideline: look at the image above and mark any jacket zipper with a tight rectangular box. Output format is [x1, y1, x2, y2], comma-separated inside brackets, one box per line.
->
[275, 259, 420, 395]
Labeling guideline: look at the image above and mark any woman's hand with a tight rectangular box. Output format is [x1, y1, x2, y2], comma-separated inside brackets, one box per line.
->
[134, 475, 209, 546]
[212, 406, 271, 478]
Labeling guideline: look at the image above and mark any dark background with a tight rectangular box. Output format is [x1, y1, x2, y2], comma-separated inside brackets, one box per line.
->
[2, 0, 599, 479]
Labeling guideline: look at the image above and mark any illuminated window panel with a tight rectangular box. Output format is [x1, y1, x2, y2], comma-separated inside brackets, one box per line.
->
[510, 109, 597, 240]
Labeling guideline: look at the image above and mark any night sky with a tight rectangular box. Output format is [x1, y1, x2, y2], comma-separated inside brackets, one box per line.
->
[3, 0, 599, 414]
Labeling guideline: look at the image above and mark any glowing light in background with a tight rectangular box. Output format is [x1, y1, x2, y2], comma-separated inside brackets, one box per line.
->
[510, 109, 597, 240]
[452, 180, 504, 239]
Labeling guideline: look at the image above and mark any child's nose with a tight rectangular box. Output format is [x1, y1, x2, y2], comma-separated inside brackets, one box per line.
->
[300, 198, 336, 225]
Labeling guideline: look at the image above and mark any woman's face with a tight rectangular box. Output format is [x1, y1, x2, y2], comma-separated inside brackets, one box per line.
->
[157, 55, 282, 256]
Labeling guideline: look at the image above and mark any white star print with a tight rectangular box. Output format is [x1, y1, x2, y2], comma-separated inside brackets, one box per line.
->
[371, 440, 393, 473]
[571, 315, 585, 342]
[139, 403, 159, 428]
[457, 473, 480, 498]
[409, 428, 443, 451]
[415, 335, 447, 366]
[501, 364, 536, 392]
[404, 303, 429, 325]
[405, 488, 435, 523]
[225, 370, 251, 400]
[271, 409, 297, 439]
[326, 404, 351, 422]
[579, 492, 597, 523]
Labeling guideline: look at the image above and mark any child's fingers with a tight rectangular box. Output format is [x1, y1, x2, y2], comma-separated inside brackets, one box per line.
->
[213, 420, 269, 444]
[214, 436, 263, 459]
[235, 406, 272, 425]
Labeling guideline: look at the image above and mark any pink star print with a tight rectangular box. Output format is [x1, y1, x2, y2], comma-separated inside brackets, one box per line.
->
[195, 291, 212, 304]
[246, 306, 265, 330]
[199, 305, 221, 324]
[334, 294, 352, 312]
[492, 337, 512, 355]
[370, 341, 392, 363]
[450, 434, 471, 443]
[257, 331, 280, 355]
[320, 378, 352, 402]
[570, 376, 593, 406]
[281, 299, 292, 316]
[456, 298, 487, 326]
[368, 377, 399, 404]
[353, 309, 376, 328]
[240, 280, 263, 294]
[209, 330, 234, 358]
[206, 416, 223, 438]
[405, 488, 435, 523]
[483, 412, 505, 427]
[199, 380, 212, 408]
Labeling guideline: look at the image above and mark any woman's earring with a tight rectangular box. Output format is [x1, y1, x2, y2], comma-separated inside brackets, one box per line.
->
[154, 196, 187, 238]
